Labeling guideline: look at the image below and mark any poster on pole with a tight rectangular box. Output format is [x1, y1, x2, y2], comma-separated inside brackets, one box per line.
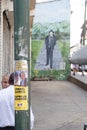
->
[14, 60, 29, 110]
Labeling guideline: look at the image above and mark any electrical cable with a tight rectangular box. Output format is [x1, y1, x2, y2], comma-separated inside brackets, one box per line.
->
[36, 0, 61, 4]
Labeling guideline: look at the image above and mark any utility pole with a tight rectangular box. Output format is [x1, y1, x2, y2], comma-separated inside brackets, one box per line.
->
[14, 0, 30, 130]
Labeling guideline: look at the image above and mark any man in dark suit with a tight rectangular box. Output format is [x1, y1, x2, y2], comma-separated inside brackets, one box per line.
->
[45, 30, 56, 68]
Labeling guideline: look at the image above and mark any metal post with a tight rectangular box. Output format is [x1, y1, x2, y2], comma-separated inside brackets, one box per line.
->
[83, 0, 87, 45]
[84, 123, 87, 130]
[13, 0, 30, 130]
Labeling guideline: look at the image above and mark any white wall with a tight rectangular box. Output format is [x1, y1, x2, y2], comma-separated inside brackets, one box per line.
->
[70, 0, 85, 47]
[2, 0, 13, 11]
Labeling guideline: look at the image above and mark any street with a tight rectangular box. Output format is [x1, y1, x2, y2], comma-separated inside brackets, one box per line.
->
[31, 81, 87, 130]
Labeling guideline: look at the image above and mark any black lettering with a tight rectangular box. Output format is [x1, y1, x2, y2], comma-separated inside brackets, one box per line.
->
[15, 88, 25, 93]
[15, 95, 27, 100]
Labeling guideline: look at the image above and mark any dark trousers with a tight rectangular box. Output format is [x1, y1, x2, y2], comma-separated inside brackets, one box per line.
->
[0, 126, 14, 130]
[46, 48, 53, 68]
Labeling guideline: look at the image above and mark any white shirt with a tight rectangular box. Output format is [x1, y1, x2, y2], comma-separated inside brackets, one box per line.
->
[0, 85, 34, 129]
[30, 106, 34, 130]
[0, 85, 14, 127]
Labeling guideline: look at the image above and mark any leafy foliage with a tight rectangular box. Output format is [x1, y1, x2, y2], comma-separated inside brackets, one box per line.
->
[31, 40, 43, 68]
[32, 21, 70, 40]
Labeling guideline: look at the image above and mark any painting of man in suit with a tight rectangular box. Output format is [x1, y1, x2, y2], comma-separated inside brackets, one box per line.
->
[31, 0, 70, 80]
[45, 30, 56, 69]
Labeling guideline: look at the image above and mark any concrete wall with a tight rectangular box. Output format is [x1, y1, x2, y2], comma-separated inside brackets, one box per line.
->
[2, 0, 13, 12]
[3, 15, 14, 74]
[0, 0, 3, 87]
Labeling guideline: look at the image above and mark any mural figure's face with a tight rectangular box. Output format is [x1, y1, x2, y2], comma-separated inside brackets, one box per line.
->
[49, 31, 53, 36]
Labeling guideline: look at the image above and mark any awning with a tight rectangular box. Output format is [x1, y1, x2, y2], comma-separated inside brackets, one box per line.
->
[69, 45, 87, 65]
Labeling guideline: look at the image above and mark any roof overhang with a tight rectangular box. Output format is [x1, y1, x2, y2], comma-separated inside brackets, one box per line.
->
[69, 45, 87, 65]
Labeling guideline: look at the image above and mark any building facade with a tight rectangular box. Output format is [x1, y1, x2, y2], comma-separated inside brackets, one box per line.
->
[0, 0, 14, 85]
[0, 0, 36, 88]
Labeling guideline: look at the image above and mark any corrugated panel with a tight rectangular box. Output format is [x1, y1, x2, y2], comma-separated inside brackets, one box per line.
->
[69, 45, 87, 65]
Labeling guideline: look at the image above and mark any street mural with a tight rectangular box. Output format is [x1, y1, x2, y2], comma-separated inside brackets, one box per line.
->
[31, 0, 70, 80]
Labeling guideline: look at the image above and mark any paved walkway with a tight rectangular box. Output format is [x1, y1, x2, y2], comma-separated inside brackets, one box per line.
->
[34, 44, 64, 70]
[31, 81, 87, 130]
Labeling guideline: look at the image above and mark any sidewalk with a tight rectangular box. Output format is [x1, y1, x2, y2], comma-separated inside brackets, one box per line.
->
[31, 81, 87, 130]
[71, 71, 87, 84]
[68, 71, 87, 91]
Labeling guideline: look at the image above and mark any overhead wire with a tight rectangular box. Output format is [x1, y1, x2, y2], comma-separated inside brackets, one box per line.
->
[36, 0, 61, 4]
